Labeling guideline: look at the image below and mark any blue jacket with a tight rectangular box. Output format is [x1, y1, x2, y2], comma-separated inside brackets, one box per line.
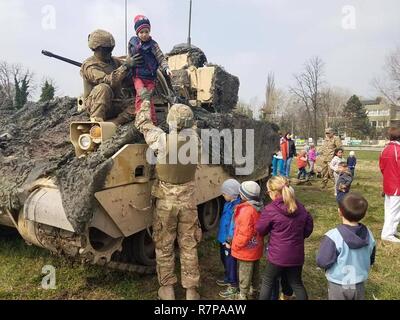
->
[316, 224, 375, 285]
[128, 36, 159, 80]
[347, 156, 357, 169]
[217, 197, 241, 244]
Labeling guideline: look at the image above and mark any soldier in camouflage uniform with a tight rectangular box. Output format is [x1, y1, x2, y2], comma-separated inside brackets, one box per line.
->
[135, 100, 202, 300]
[319, 128, 342, 188]
[80, 29, 143, 124]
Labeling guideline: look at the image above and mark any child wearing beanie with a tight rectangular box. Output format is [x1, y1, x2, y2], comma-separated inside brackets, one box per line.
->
[230, 181, 264, 300]
[128, 15, 171, 124]
[216, 179, 241, 299]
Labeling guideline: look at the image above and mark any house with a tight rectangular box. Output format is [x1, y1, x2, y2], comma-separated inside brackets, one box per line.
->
[362, 97, 400, 129]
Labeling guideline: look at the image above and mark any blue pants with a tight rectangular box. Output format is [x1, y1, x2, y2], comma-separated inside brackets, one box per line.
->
[219, 244, 238, 286]
[272, 157, 286, 176]
[350, 167, 355, 177]
[285, 157, 293, 177]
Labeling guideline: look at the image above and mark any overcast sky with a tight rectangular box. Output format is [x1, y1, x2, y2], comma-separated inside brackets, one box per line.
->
[1, 0, 399, 107]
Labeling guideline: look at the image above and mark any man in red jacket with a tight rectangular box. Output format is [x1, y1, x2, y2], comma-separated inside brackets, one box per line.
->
[379, 127, 400, 243]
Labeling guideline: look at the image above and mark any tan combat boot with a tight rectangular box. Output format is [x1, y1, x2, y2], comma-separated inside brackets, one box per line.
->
[158, 285, 175, 300]
[186, 288, 200, 300]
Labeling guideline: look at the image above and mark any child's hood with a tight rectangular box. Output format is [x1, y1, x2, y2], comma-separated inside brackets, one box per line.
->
[337, 224, 370, 249]
[238, 200, 263, 213]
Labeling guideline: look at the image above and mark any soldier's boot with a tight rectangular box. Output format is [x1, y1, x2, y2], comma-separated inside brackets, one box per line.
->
[158, 285, 175, 300]
[186, 288, 200, 300]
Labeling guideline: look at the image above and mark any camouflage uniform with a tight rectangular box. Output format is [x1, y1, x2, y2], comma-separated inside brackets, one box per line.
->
[135, 101, 202, 293]
[80, 30, 134, 124]
[319, 134, 342, 187]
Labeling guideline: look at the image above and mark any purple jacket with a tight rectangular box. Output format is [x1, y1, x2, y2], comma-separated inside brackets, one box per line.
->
[256, 198, 314, 267]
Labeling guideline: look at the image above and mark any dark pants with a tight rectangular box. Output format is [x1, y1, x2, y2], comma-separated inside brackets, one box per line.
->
[336, 191, 348, 204]
[349, 167, 355, 177]
[270, 274, 294, 300]
[297, 167, 307, 179]
[219, 244, 238, 286]
[259, 262, 308, 300]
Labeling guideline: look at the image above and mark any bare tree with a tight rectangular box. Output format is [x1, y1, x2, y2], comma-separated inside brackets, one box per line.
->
[290, 56, 325, 144]
[260, 72, 276, 121]
[373, 47, 400, 106]
[0, 61, 35, 109]
[320, 87, 350, 133]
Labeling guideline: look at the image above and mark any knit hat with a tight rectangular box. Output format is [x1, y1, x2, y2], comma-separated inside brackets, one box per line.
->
[239, 181, 261, 201]
[134, 15, 151, 34]
[221, 179, 240, 198]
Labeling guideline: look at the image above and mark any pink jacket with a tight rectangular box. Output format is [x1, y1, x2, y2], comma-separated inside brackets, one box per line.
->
[308, 149, 317, 162]
[379, 141, 400, 195]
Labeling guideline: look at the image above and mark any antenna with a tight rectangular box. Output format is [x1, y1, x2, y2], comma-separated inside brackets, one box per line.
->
[187, 0, 192, 47]
[125, 0, 128, 55]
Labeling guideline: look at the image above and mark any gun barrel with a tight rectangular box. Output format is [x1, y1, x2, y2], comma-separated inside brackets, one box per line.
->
[41, 50, 82, 67]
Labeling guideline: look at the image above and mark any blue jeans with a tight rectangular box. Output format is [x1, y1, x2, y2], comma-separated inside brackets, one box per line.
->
[285, 157, 293, 177]
[219, 244, 238, 286]
[272, 158, 286, 176]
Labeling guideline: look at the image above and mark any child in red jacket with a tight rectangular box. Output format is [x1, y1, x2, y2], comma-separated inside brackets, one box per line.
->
[231, 181, 264, 300]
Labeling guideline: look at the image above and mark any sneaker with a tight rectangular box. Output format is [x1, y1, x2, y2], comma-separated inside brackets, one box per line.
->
[279, 293, 296, 300]
[219, 286, 239, 298]
[381, 236, 400, 243]
[216, 279, 230, 287]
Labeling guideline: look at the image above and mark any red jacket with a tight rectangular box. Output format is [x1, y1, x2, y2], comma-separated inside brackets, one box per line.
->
[231, 202, 264, 261]
[280, 138, 288, 161]
[379, 141, 400, 196]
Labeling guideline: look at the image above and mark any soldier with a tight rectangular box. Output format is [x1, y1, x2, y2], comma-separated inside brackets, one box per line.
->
[319, 128, 342, 188]
[135, 100, 202, 300]
[80, 29, 143, 124]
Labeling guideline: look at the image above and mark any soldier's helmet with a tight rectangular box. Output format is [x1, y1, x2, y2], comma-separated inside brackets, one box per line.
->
[88, 29, 115, 50]
[166, 104, 194, 130]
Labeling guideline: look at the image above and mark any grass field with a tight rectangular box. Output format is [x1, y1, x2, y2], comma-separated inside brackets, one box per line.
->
[1, 150, 399, 300]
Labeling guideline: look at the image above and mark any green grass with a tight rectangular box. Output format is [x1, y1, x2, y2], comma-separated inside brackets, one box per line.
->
[0, 150, 398, 300]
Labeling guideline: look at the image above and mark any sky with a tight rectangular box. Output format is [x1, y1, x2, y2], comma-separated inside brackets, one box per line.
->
[1, 0, 399, 108]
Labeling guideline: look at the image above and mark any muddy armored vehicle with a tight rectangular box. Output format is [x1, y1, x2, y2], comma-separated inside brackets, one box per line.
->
[0, 45, 278, 273]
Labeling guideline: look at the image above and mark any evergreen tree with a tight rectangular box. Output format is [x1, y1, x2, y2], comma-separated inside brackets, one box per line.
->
[39, 80, 55, 102]
[343, 95, 371, 139]
[14, 75, 29, 109]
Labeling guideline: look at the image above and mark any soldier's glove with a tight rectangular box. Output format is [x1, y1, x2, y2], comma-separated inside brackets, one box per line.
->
[124, 53, 143, 68]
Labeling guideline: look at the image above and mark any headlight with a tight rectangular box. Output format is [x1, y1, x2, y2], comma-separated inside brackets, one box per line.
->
[78, 134, 93, 150]
[90, 125, 102, 144]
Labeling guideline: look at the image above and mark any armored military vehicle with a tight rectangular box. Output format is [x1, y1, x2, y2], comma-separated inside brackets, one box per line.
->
[0, 45, 278, 273]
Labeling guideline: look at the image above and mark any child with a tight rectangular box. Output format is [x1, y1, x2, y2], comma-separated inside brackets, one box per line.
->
[296, 150, 308, 180]
[336, 163, 353, 204]
[272, 150, 285, 176]
[307, 144, 317, 177]
[316, 193, 376, 300]
[256, 177, 313, 300]
[256, 176, 314, 300]
[347, 151, 357, 177]
[231, 181, 264, 300]
[128, 15, 171, 124]
[216, 179, 241, 298]
[329, 148, 345, 196]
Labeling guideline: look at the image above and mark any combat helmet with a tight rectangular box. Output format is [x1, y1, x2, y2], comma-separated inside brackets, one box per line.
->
[88, 29, 115, 50]
[166, 104, 194, 130]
